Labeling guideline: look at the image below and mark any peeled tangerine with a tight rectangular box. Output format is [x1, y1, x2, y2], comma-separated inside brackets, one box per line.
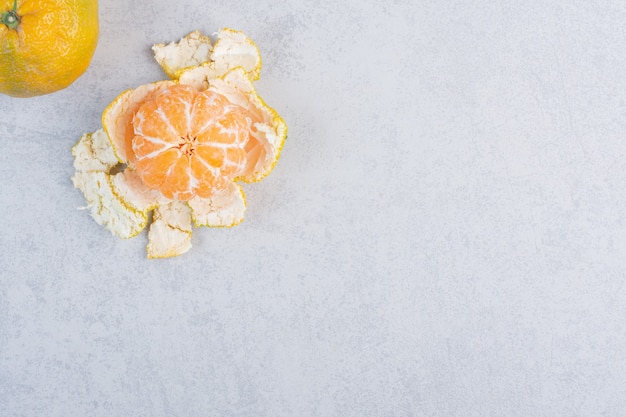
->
[72, 29, 287, 258]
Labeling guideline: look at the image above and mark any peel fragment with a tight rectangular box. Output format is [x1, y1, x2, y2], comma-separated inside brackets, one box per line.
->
[71, 130, 147, 239]
[72, 130, 119, 172]
[72, 172, 148, 239]
[147, 202, 193, 259]
[188, 182, 246, 227]
[211, 28, 262, 81]
[207, 68, 287, 182]
[154, 28, 261, 82]
[72, 28, 286, 258]
[110, 169, 166, 212]
[152, 31, 214, 79]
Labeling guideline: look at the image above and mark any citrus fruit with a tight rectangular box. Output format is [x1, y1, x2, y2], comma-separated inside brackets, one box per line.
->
[72, 29, 287, 258]
[132, 84, 251, 201]
[0, 0, 98, 97]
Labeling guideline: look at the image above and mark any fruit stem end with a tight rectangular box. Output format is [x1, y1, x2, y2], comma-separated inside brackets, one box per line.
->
[1, 0, 20, 30]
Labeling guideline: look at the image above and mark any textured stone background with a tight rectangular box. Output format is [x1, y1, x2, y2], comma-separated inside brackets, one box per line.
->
[1, 1, 626, 416]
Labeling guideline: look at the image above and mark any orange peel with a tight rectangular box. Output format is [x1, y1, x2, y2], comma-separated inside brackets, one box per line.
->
[71, 28, 287, 258]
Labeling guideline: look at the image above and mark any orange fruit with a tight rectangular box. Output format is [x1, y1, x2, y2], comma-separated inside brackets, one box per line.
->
[131, 83, 251, 200]
[0, 0, 98, 97]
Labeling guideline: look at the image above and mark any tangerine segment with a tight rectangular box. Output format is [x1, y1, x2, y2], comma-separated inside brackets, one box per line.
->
[131, 84, 251, 200]
[190, 90, 235, 137]
[190, 157, 222, 197]
[132, 99, 178, 144]
[134, 147, 180, 190]
[152, 84, 195, 135]
[131, 133, 172, 160]
[160, 156, 194, 201]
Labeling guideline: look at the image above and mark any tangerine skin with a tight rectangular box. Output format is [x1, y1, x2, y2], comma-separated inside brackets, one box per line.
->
[0, 0, 99, 97]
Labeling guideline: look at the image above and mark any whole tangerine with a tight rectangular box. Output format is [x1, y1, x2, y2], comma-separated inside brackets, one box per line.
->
[0, 0, 98, 97]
